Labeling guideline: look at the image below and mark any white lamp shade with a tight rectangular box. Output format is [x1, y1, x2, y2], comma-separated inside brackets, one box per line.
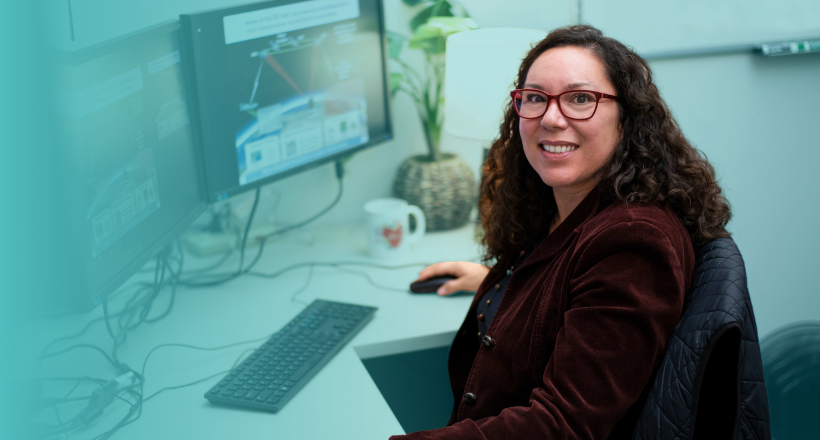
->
[444, 28, 546, 141]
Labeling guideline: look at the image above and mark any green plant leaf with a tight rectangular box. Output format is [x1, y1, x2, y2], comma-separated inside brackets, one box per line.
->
[410, 1, 454, 32]
[410, 17, 478, 40]
[387, 31, 408, 59]
[447, 2, 470, 18]
[427, 16, 479, 35]
[401, 0, 428, 6]
[408, 17, 478, 53]
[408, 35, 446, 54]
[389, 72, 404, 97]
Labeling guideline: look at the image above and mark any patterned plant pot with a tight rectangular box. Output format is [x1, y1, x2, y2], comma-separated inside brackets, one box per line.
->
[393, 153, 477, 232]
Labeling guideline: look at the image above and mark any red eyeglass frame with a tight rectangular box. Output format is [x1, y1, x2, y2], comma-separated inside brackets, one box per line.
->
[510, 88, 619, 121]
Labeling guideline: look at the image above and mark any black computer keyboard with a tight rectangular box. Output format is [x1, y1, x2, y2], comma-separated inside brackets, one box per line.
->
[205, 299, 377, 412]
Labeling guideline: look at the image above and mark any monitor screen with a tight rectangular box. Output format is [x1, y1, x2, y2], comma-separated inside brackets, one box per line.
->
[56, 21, 206, 311]
[181, 0, 392, 201]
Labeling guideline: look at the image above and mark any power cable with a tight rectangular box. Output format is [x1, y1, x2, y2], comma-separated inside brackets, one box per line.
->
[180, 160, 345, 288]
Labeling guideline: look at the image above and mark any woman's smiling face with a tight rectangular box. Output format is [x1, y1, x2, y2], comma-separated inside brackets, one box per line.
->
[519, 46, 621, 198]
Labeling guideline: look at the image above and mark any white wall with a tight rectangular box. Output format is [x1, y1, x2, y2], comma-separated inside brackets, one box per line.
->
[47, 0, 245, 50]
[583, 0, 820, 54]
[648, 53, 820, 338]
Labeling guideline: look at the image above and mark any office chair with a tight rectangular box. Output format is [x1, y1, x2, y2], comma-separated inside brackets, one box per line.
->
[761, 322, 820, 440]
[631, 238, 772, 440]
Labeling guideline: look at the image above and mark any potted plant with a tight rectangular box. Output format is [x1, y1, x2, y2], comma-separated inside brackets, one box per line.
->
[388, 0, 479, 231]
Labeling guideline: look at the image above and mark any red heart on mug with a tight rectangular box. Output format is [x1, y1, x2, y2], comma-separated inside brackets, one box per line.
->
[382, 224, 403, 248]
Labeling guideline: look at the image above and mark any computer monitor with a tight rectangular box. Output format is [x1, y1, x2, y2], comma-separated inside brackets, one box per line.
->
[180, 0, 392, 201]
[53, 21, 206, 312]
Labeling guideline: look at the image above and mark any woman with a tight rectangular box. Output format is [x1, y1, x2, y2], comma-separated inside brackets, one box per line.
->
[392, 25, 731, 439]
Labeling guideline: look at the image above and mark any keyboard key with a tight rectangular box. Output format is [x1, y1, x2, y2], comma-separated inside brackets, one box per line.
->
[255, 390, 273, 402]
[290, 354, 322, 381]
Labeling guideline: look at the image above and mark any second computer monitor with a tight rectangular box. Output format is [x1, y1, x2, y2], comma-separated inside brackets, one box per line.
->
[181, 0, 392, 201]
[53, 21, 206, 312]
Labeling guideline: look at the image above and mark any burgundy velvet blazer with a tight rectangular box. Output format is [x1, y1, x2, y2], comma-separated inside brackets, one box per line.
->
[392, 190, 695, 439]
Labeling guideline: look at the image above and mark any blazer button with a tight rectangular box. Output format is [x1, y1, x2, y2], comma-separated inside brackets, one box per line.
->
[481, 335, 495, 348]
[462, 392, 476, 406]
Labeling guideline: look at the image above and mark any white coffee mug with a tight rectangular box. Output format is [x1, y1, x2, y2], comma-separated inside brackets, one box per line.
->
[364, 198, 426, 258]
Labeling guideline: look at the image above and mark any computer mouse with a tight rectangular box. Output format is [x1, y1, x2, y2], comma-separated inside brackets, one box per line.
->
[409, 275, 457, 294]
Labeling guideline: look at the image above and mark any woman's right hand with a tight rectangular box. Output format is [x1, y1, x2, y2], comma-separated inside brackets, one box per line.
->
[417, 262, 490, 296]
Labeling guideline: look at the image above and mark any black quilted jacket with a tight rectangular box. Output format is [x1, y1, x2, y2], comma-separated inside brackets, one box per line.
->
[632, 238, 772, 440]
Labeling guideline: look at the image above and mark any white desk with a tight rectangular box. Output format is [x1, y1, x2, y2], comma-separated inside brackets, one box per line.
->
[36, 223, 481, 439]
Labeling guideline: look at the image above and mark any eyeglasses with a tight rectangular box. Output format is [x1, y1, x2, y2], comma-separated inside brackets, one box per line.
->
[510, 89, 619, 121]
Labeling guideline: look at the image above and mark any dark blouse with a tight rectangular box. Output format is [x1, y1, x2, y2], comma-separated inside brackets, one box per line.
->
[391, 189, 695, 440]
[476, 239, 543, 337]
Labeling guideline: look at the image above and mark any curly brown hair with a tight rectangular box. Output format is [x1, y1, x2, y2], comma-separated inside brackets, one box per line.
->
[479, 25, 731, 266]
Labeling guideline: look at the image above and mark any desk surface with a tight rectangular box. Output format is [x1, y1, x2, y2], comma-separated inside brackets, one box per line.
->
[37, 223, 481, 439]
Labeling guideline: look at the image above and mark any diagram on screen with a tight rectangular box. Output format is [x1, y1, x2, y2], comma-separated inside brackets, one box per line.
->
[234, 27, 369, 186]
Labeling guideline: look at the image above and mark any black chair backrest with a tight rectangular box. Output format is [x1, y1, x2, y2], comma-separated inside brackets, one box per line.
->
[631, 238, 771, 440]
